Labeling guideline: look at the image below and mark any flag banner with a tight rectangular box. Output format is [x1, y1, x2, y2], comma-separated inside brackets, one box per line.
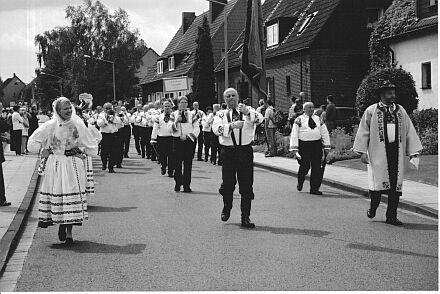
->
[240, 0, 267, 102]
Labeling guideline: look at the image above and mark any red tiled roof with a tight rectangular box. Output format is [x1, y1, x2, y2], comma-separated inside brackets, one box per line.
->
[215, 0, 342, 72]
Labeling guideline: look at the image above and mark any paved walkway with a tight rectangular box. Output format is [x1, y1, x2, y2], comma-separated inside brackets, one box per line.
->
[253, 152, 438, 217]
[0, 149, 39, 274]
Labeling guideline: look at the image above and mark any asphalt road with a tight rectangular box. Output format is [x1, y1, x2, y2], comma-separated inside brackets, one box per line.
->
[15, 148, 438, 291]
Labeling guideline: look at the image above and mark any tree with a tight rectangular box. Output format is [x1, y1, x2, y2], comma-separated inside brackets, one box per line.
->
[356, 67, 418, 114]
[369, 0, 417, 71]
[0, 77, 4, 102]
[35, 0, 147, 108]
[191, 16, 216, 112]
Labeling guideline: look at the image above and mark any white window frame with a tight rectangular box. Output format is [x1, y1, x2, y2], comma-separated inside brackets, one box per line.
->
[168, 56, 175, 71]
[157, 60, 163, 74]
[297, 11, 318, 35]
[366, 8, 384, 29]
[266, 23, 279, 47]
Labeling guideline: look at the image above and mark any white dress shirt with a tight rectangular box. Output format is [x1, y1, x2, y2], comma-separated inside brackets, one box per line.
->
[97, 112, 124, 133]
[151, 113, 173, 141]
[212, 107, 263, 146]
[130, 110, 144, 127]
[170, 110, 200, 141]
[12, 112, 24, 130]
[289, 114, 331, 151]
[201, 113, 214, 132]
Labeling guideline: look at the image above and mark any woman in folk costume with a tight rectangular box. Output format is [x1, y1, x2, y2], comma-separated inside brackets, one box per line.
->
[28, 97, 98, 245]
[353, 80, 422, 226]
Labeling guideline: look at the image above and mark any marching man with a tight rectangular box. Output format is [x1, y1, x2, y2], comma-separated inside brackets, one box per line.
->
[289, 102, 331, 195]
[353, 80, 422, 226]
[130, 105, 144, 156]
[151, 100, 174, 177]
[212, 88, 263, 228]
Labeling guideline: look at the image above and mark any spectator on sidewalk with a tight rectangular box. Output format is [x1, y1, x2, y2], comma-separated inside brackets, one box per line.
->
[0, 112, 11, 206]
[314, 104, 326, 118]
[27, 97, 98, 245]
[20, 107, 30, 154]
[325, 95, 337, 132]
[353, 80, 422, 226]
[288, 97, 303, 126]
[264, 100, 277, 157]
[11, 105, 23, 156]
[289, 102, 331, 195]
[28, 105, 39, 137]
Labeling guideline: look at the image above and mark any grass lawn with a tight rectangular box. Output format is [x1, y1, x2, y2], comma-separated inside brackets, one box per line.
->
[332, 155, 438, 186]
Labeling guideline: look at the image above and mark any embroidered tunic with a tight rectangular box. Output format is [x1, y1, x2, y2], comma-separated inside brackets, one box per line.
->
[353, 103, 422, 193]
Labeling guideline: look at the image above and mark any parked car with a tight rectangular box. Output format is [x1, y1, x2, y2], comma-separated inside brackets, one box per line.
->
[334, 107, 360, 133]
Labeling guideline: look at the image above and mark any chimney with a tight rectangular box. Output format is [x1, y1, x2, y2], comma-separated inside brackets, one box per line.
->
[182, 12, 196, 34]
[209, 0, 227, 23]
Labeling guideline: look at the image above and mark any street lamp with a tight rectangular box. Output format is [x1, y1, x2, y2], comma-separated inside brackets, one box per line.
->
[39, 72, 63, 96]
[84, 54, 116, 101]
[206, 0, 228, 89]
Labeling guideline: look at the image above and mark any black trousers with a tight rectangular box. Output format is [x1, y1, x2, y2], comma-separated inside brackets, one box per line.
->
[146, 127, 155, 160]
[210, 134, 221, 164]
[203, 131, 212, 161]
[219, 145, 254, 218]
[115, 129, 124, 166]
[122, 125, 131, 156]
[0, 163, 6, 204]
[195, 126, 203, 160]
[133, 125, 141, 154]
[158, 136, 174, 175]
[173, 137, 195, 187]
[369, 141, 400, 219]
[139, 127, 147, 157]
[101, 133, 118, 169]
[298, 140, 323, 192]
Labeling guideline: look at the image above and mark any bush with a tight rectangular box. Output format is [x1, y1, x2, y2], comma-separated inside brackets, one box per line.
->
[410, 108, 438, 134]
[356, 67, 418, 115]
[420, 127, 438, 155]
[327, 127, 360, 164]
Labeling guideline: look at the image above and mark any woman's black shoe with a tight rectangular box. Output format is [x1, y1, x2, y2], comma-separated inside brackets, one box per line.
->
[183, 186, 192, 193]
[65, 237, 73, 246]
[174, 184, 180, 192]
[58, 225, 66, 241]
[367, 209, 376, 219]
[297, 182, 303, 191]
[241, 217, 255, 228]
[221, 208, 230, 222]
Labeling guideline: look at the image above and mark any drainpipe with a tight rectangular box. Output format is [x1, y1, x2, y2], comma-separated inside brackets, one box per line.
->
[300, 50, 303, 92]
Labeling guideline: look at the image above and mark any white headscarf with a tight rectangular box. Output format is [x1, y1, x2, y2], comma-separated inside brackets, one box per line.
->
[52, 97, 90, 139]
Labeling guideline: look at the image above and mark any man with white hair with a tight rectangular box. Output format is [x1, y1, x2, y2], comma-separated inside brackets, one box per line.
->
[289, 102, 331, 195]
[212, 88, 264, 228]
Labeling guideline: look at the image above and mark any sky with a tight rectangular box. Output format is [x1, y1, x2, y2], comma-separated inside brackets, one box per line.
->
[0, 0, 210, 84]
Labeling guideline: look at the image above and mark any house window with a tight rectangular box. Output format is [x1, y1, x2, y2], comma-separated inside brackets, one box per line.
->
[168, 56, 175, 71]
[157, 60, 163, 74]
[366, 8, 384, 29]
[286, 76, 291, 96]
[297, 12, 318, 35]
[267, 23, 279, 47]
[429, 0, 438, 6]
[266, 77, 275, 103]
[422, 62, 432, 89]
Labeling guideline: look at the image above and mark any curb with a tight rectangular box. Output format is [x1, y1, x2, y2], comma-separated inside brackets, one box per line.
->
[254, 161, 438, 219]
[0, 161, 40, 277]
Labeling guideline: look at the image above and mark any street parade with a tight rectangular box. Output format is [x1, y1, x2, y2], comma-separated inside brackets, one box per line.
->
[0, 0, 437, 291]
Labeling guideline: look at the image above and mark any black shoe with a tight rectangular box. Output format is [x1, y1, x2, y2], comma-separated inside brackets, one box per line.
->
[310, 190, 323, 195]
[241, 217, 255, 228]
[58, 225, 66, 241]
[221, 207, 231, 222]
[183, 186, 192, 193]
[152, 158, 157, 161]
[124, 154, 129, 158]
[197, 158, 203, 161]
[161, 168, 166, 175]
[213, 162, 216, 165]
[65, 237, 73, 246]
[168, 173, 174, 178]
[204, 158, 208, 162]
[138, 152, 141, 155]
[367, 209, 376, 219]
[109, 169, 115, 173]
[297, 182, 303, 191]
[146, 155, 151, 159]
[116, 165, 122, 168]
[386, 218, 403, 226]
[102, 164, 107, 170]
[174, 184, 180, 192]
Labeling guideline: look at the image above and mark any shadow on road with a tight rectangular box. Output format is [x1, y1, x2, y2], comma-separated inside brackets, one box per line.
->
[192, 176, 211, 179]
[346, 243, 438, 258]
[87, 206, 138, 213]
[190, 191, 221, 196]
[227, 224, 332, 237]
[403, 223, 438, 231]
[49, 241, 146, 255]
[316, 192, 358, 199]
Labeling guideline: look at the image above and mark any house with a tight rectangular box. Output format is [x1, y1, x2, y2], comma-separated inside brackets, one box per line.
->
[139, 0, 247, 104]
[215, 0, 392, 111]
[135, 48, 160, 83]
[1, 73, 26, 107]
[382, 0, 438, 109]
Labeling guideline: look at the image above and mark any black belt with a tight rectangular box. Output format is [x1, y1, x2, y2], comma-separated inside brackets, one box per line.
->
[222, 144, 251, 150]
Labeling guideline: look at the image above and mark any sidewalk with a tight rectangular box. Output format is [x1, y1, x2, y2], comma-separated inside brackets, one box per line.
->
[0, 150, 39, 276]
[253, 152, 438, 218]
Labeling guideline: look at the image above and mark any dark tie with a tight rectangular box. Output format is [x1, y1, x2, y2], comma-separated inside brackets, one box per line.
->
[308, 116, 316, 129]
[232, 109, 240, 121]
